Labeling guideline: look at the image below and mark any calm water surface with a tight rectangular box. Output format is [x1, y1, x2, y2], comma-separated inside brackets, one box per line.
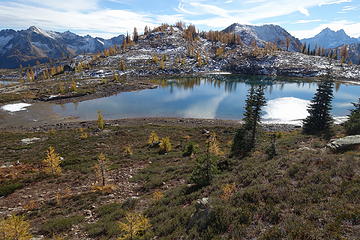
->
[52, 75, 360, 123]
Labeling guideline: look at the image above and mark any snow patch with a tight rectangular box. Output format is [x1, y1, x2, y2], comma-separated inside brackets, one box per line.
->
[1, 103, 31, 112]
[0, 36, 14, 48]
[21, 137, 41, 145]
[127, 55, 152, 60]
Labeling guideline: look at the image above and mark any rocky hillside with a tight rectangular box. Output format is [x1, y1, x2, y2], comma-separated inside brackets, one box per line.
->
[75, 24, 360, 80]
[223, 24, 302, 52]
[0, 26, 124, 69]
[301, 28, 359, 50]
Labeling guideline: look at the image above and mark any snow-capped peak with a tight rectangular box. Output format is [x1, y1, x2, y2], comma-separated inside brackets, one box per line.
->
[28, 26, 59, 39]
[301, 28, 359, 49]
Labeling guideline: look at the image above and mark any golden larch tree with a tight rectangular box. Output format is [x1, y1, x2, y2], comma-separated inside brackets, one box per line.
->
[148, 131, 159, 146]
[118, 212, 151, 240]
[159, 137, 172, 154]
[207, 132, 223, 156]
[43, 146, 62, 176]
[95, 153, 107, 186]
[97, 111, 105, 129]
[0, 215, 32, 240]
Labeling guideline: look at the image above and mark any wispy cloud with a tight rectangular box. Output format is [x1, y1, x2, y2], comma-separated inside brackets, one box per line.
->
[177, 0, 355, 29]
[0, 0, 158, 38]
[295, 19, 322, 24]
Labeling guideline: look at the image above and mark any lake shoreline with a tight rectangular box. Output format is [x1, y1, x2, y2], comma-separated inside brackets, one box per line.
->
[0, 117, 299, 132]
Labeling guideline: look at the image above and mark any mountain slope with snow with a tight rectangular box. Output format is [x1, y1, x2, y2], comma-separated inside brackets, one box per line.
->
[222, 24, 302, 52]
[0, 26, 124, 68]
[301, 28, 359, 50]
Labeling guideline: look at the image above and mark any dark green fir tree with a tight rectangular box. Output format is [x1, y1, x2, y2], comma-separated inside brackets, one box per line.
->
[231, 85, 266, 158]
[344, 98, 360, 135]
[303, 80, 334, 134]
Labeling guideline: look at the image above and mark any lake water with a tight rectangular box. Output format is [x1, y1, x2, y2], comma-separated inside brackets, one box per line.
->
[0, 80, 18, 85]
[51, 75, 360, 124]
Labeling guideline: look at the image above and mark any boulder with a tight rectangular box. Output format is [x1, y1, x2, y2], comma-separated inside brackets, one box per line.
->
[187, 198, 213, 232]
[327, 135, 360, 152]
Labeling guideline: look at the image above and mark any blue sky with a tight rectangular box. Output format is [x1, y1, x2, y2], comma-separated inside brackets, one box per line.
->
[0, 0, 359, 39]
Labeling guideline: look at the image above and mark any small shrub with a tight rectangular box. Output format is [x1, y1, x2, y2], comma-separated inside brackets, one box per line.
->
[220, 183, 236, 201]
[259, 226, 283, 240]
[79, 128, 88, 139]
[152, 191, 164, 201]
[92, 185, 116, 193]
[190, 154, 218, 187]
[266, 134, 277, 159]
[183, 142, 198, 157]
[40, 215, 84, 235]
[0, 215, 32, 240]
[123, 146, 133, 157]
[0, 182, 23, 197]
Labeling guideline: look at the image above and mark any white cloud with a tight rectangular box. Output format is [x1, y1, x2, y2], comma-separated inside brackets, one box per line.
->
[24, 0, 99, 11]
[0, 1, 158, 38]
[0, 0, 357, 38]
[295, 19, 322, 24]
[298, 7, 310, 16]
[178, 0, 355, 30]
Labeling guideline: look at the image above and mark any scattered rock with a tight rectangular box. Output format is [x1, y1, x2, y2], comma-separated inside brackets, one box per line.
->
[187, 198, 212, 232]
[327, 135, 360, 152]
[202, 129, 210, 135]
[21, 137, 41, 145]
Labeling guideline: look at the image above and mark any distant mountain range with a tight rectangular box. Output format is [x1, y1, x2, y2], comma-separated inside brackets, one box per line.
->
[223, 23, 302, 52]
[301, 28, 360, 50]
[0, 26, 124, 69]
[1, 24, 360, 69]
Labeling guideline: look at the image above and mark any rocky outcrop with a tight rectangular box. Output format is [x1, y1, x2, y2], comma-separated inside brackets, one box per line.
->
[187, 198, 213, 232]
[327, 135, 360, 152]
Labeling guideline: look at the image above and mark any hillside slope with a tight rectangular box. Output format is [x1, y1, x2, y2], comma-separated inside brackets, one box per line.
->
[223, 24, 302, 52]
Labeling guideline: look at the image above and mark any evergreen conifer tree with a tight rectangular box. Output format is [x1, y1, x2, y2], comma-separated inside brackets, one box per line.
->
[303, 80, 334, 134]
[231, 85, 266, 158]
[344, 98, 360, 135]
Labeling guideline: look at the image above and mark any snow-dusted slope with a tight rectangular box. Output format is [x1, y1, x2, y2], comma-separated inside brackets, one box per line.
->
[301, 28, 359, 50]
[223, 24, 302, 52]
[0, 26, 124, 68]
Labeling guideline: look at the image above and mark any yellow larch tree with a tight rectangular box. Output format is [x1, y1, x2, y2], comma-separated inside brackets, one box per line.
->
[147, 131, 159, 146]
[0, 215, 32, 240]
[95, 153, 107, 187]
[118, 212, 151, 240]
[43, 146, 62, 176]
[207, 132, 223, 156]
[97, 111, 105, 130]
[159, 137, 172, 154]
